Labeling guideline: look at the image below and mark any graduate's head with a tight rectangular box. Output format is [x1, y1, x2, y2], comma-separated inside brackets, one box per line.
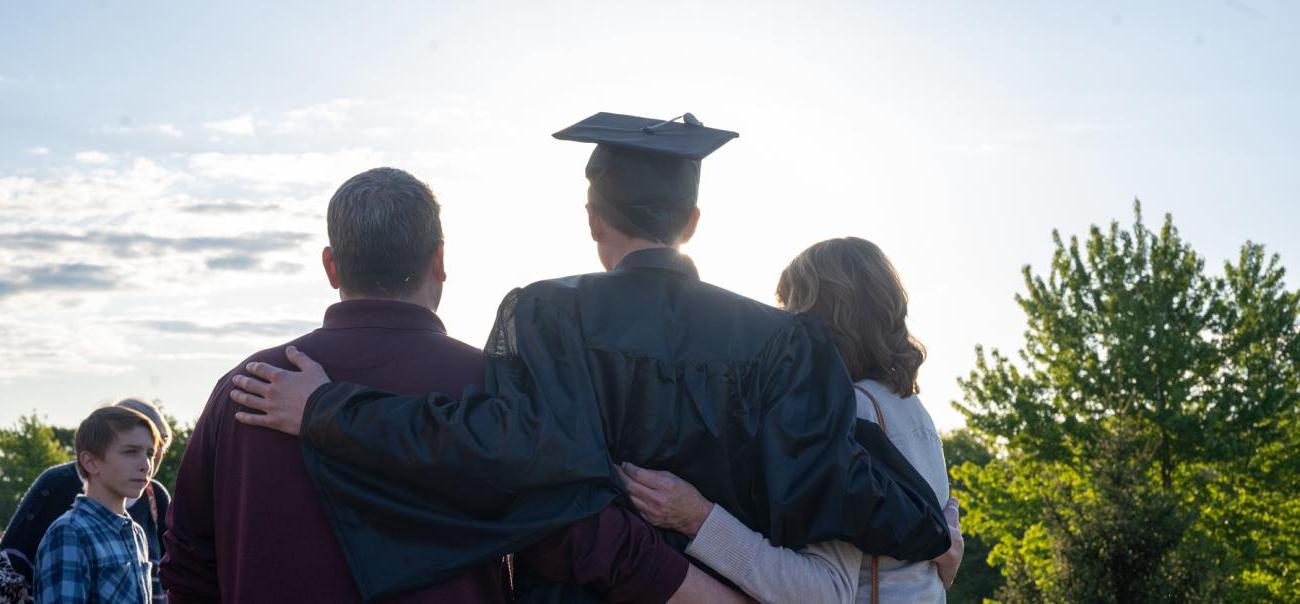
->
[114, 398, 172, 473]
[584, 146, 702, 247]
[75, 406, 161, 500]
[777, 237, 926, 397]
[553, 112, 737, 268]
[324, 168, 446, 308]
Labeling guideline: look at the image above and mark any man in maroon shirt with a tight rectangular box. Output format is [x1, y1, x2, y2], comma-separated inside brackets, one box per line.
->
[161, 168, 725, 603]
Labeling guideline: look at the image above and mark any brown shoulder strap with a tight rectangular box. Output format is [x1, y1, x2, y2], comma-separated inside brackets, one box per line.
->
[853, 383, 885, 602]
[145, 482, 158, 526]
[853, 384, 888, 436]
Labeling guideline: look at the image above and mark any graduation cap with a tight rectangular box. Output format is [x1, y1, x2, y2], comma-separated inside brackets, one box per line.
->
[553, 112, 738, 242]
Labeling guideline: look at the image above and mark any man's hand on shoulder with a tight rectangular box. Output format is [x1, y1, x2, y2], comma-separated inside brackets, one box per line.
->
[231, 346, 330, 436]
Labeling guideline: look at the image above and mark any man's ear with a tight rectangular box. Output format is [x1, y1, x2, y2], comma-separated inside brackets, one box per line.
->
[431, 243, 447, 283]
[677, 207, 701, 246]
[79, 451, 101, 478]
[322, 246, 341, 290]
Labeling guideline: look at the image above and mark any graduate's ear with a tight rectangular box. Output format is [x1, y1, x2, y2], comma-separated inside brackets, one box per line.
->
[587, 203, 606, 242]
[431, 243, 447, 284]
[676, 207, 701, 246]
[322, 246, 341, 290]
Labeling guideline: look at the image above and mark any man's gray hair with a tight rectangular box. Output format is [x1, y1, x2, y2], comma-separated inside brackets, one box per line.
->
[327, 167, 443, 298]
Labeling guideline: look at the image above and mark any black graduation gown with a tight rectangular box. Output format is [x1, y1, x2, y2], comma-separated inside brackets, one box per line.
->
[298, 248, 949, 601]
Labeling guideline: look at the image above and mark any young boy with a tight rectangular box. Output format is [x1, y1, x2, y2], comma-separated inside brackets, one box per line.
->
[34, 406, 160, 603]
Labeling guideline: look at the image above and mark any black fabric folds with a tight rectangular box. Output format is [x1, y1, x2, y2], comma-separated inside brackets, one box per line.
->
[299, 248, 950, 602]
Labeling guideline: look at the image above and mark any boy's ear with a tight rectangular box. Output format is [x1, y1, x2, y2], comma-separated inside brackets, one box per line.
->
[78, 451, 101, 478]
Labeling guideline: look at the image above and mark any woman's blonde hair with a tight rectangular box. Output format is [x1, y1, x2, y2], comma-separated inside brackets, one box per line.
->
[115, 398, 172, 472]
[776, 237, 926, 397]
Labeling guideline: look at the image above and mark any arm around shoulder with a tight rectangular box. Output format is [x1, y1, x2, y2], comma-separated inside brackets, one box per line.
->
[686, 505, 860, 604]
[296, 288, 538, 477]
[298, 286, 596, 500]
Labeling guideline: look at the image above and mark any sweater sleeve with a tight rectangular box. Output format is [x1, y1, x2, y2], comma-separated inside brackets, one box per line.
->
[686, 505, 861, 604]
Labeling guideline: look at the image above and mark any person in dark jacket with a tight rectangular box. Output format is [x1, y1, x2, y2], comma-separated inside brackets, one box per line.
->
[0, 398, 174, 604]
[229, 112, 951, 602]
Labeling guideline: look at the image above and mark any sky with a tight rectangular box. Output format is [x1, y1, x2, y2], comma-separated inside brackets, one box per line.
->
[1, 1, 1297, 432]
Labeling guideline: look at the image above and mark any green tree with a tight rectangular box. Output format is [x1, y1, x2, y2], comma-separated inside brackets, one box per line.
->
[0, 415, 74, 525]
[49, 426, 74, 457]
[152, 415, 193, 494]
[942, 429, 1001, 603]
[954, 202, 1300, 602]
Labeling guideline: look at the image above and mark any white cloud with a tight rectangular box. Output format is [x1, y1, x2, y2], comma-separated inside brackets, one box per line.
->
[204, 113, 257, 137]
[74, 150, 113, 165]
[1, 157, 193, 228]
[360, 126, 398, 138]
[947, 143, 1008, 156]
[1056, 122, 1116, 136]
[0, 98, 478, 392]
[187, 148, 384, 191]
[271, 99, 359, 134]
[98, 123, 184, 138]
[0, 151, 326, 382]
[155, 124, 184, 138]
[0, 176, 38, 205]
[200, 101, 364, 139]
[0, 317, 138, 379]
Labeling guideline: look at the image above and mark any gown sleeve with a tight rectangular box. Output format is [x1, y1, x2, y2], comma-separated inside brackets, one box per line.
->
[297, 288, 623, 602]
[753, 314, 951, 561]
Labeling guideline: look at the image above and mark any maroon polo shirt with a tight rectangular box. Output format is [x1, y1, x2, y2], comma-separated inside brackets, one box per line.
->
[161, 299, 687, 603]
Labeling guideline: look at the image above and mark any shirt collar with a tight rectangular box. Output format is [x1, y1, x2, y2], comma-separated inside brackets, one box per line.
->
[613, 247, 700, 280]
[321, 299, 447, 333]
[73, 495, 132, 528]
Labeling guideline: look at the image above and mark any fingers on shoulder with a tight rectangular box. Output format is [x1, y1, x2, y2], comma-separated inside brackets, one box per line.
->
[285, 345, 323, 371]
[230, 389, 272, 413]
[245, 361, 283, 381]
[234, 411, 274, 428]
[231, 374, 271, 396]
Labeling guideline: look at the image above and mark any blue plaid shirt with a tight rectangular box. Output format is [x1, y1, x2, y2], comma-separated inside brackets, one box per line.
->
[35, 496, 151, 604]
